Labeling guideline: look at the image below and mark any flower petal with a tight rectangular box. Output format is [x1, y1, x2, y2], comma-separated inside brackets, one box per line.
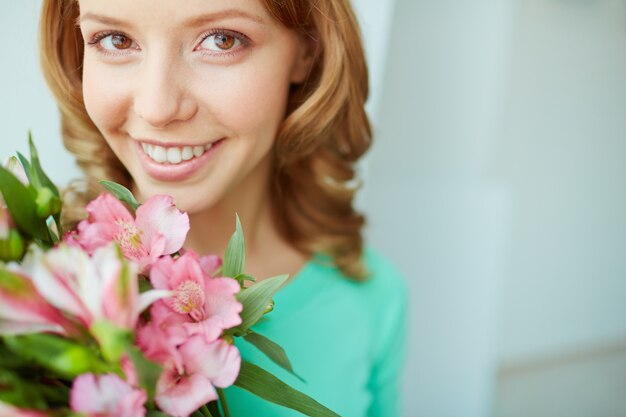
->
[136, 195, 189, 255]
[70, 373, 146, 417]
[203, 278, 242, 330]
[85, 193, 134, 224]
[24, 245, 96, 326]
[0, 270, 67, 335]
[180, 336, 241, 388]
[156, 364, 217, 417]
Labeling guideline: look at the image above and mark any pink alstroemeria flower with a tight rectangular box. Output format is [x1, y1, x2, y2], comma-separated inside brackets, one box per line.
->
[76, 193, 189, 273]
[155, 335, 240, 417]
[149, 252, 242, 343]
[0, 268, 70, 336]
[70, 373, 147, 417]
[24, 243, 167, 331]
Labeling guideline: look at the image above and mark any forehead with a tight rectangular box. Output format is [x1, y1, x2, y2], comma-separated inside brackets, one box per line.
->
[78, 0, 271, 28]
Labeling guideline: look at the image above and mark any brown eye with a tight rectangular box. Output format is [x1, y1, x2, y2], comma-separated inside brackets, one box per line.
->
[214, 34, 235, 50]
[200, 32, 242, 52]
[91, 33, 138, 52]
[111, 34, 132, 50]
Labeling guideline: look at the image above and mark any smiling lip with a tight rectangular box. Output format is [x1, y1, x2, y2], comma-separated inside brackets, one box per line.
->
[135, 138, 224, 182]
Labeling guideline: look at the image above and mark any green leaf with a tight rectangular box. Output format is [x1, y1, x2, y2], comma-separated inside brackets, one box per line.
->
[90, 320, 133, 363]
[0, 166, 49, 240]
[0, 368, 47, 409]
[207, 401, 223, 417]
[15, 153, 33, 184]
[126, 345, 162, 401]
[243, 331, 303, 382]
[3, 334, 113, 379]
[227, 274, 288, 337]
[234, 273, 256, 286]
[28, 133, 60, 197]
[235, 362, 340, 417]
[99, 180, 140, 210]
[222, 215, 245, 278]
[147, 412, 171, 417]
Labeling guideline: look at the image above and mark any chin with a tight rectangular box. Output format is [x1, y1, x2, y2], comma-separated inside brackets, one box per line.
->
[133, 179, 220, 216]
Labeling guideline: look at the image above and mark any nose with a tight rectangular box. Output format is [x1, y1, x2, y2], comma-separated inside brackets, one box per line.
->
[133, 54, 197, 128]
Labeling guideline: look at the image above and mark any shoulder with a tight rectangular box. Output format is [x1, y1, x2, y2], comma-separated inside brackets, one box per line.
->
[358, 247, 408, 363]
[360, 246, 407, 300]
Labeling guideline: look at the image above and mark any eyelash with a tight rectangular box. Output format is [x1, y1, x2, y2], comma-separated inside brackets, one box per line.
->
[197, 29, 250, 58]
[85, 29, 251, 59]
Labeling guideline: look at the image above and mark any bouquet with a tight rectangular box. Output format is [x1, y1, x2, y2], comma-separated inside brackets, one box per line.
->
[0, 137, 338, 417]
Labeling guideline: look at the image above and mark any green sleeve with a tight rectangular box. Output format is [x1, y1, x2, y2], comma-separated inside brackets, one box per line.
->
[367, 275, 408, 417]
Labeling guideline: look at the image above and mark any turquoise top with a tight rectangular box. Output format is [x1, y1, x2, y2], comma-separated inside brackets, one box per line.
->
[224, 248, 408, 417]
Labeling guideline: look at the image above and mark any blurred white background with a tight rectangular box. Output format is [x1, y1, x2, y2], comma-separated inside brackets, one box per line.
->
[2, 0, 626, 416]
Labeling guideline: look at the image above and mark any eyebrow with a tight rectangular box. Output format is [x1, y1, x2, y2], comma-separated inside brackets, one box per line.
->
[79, 9, 267, 27]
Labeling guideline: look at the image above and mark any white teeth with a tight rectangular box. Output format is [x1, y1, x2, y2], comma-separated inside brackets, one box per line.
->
[142, 143, 211, 164]
[181, 146, 194, 161]
[166, 147, 182, 164]
[152, 146, 167, 163]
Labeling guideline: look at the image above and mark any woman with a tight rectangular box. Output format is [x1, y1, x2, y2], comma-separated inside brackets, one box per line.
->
[40, 0, 407, 415]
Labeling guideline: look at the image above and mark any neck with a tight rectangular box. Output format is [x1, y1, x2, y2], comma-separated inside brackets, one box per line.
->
[183, 169, 307, 281]
[184, 177, 273, 261]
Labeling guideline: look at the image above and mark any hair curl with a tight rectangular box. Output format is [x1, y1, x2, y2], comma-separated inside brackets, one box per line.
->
[39, 0, 371, 280]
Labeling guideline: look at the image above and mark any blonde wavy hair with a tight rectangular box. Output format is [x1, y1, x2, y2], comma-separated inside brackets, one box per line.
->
[39, 0, 372, 280]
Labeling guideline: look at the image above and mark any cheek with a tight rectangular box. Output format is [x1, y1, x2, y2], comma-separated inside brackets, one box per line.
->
[82, 60, 131, 136]
[198, 59, 294, 141]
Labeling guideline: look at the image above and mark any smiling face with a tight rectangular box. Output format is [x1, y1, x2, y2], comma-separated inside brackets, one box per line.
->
[78, 0, 311, 214]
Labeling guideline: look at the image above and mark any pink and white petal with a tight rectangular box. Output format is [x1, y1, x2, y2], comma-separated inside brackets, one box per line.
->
[156, 365, 217, 417]
[203, 278, 243, 329]
[0, 321, 65, 336]
[70, 373, 135, 414]
[180, 336, 241, 388]
[0, 273, 67, 332]
[136, 322, 178, 365]
[27, 247, 95, 324]
[116, 388, 147, 417]
[120, 356, 139, 387]
[76, 221, 117, 254]
[137, 289, 173, 315]
[149, 255, 205, 314]
[199, 255, 222, 277]
[150, 300, 193, 329]
[136, 195, 189, 255]
[93, 245, 133, 326]
[174, 255, 205, 288]
[85, 193, 134, 224]
[181, 316, 222, 343]
[136, 311, 188, 369]
[148, 257, 175, 290]
[138, 233, 167, 273]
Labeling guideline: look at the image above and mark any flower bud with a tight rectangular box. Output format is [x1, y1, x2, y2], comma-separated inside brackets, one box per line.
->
[0, 229, 25, 262]
[35, 187, 62, 218]
[2, 156, 28, 184]
[263, 299, 275, 315]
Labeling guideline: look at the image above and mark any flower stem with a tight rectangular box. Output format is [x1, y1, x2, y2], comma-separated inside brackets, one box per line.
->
[200, 405, 214, 417]
[218, 389, 231, 417]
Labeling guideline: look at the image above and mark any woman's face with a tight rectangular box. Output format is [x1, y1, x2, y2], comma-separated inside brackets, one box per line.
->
[79, 0, 310, 213]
